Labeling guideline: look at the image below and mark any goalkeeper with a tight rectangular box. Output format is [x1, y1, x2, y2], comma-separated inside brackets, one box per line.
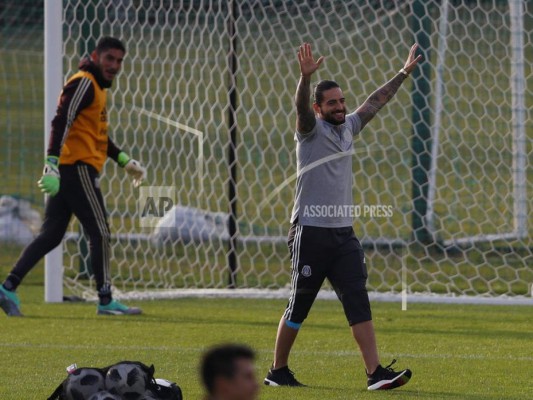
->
[264, 43, 421, 390]
[0, 37, 145, 317]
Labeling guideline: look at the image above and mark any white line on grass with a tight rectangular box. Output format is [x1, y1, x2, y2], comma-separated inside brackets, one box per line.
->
[1, 342, 532, 362]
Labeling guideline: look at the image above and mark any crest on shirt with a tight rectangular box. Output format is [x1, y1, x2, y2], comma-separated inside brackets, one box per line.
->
[100, 107, 107, 122]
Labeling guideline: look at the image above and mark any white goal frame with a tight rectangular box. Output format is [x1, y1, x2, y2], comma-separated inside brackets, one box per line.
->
[426, 0, 528, 247]
[44, 0, 531, 305]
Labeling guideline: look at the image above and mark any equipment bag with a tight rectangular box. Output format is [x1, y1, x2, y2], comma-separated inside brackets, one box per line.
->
[47, 361, 183, 400]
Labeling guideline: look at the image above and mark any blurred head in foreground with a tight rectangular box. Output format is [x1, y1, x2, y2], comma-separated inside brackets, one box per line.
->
[201, 344, 259, 400]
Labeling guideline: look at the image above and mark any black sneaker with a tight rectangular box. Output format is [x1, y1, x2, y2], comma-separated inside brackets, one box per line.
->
[367, 359, 412, 390]
[264, 366, 306, 387]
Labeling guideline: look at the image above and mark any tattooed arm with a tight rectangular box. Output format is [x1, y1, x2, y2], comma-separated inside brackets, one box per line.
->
[295, 75, 316, 134]
[355, 73, 408, 129]
[295, 43, 324, 135]
[356, 43, 422, 130]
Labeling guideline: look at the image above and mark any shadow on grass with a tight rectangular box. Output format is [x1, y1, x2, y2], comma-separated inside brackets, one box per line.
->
[22, 308, 281, 330]
[378, 325, 533, 341]
[378, 390, 491, 399]
[264, 387, 490, 400]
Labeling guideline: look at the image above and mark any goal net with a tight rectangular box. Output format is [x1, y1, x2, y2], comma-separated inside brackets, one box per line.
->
[3, 0, 532, 302]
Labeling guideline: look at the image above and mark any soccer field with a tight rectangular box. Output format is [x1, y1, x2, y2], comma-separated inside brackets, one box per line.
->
[0, 258, 531, 399]
[1, 3, 532, 398]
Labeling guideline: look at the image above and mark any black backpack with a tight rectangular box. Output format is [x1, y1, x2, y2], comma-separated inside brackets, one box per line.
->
[47, 361, 183, 400]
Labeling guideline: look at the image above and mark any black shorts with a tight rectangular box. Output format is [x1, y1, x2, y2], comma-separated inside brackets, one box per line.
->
[283, 221, 371, 326]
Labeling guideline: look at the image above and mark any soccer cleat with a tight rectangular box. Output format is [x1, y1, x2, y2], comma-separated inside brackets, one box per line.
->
[97, 300, 142, 315]
[367, 359, 412, 390]
[264, 366, 306, 387]
[0, 285, 23, 317]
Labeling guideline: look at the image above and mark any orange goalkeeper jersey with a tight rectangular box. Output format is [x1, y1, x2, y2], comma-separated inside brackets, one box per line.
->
[58, 71, 108, 171]
[47, 58, 122, 173]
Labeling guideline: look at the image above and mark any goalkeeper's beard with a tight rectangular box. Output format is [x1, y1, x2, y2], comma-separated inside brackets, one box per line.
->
[94, 63, 116, 88]
[99, 72, 114, 88]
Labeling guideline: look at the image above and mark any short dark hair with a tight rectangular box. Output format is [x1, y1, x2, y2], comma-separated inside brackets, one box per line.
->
[314, 80, 340, 105]
[200, 344, 256, 395]
[95, 36, 126, 54]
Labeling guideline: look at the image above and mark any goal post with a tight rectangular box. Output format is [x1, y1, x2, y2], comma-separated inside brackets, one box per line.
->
[426, 0, 449, 236]
[44, 0, 63, 303]
[410, 0, 433, 244]
[27, 0, 532, 303]
[509, 0, 527, 240]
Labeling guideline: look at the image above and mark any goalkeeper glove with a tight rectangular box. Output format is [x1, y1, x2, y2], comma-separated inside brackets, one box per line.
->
[118, 152, 146, 187]
[37, 156, 60, 196]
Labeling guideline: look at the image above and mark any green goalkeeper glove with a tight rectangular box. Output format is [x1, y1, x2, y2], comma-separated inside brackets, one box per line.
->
[37, 156, 60, 196]
[118, 152, 146, 187]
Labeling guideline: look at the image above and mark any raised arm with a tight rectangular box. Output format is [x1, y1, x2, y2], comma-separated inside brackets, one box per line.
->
[295, 43, 324, 134]
[356, 43, 422, 129]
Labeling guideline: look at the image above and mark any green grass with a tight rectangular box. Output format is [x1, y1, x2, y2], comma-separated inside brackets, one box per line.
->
[0, 256, 531, 399]
[0, 279, 531, 399]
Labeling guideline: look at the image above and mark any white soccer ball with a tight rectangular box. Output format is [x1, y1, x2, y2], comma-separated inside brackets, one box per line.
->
[88, 391, 121, 400]
[64, 368, 106, 400]
[105, 362, 148, 400]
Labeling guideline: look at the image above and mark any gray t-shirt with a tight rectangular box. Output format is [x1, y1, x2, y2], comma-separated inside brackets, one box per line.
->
[290, 112, 362, 227]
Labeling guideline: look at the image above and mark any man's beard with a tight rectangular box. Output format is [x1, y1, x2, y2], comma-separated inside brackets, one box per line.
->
[95, 65, 114, 88]
[322, 109, 346, 125]
[101, 78, 113, 89]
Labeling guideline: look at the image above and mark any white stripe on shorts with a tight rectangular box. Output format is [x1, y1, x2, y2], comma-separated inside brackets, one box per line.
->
[284, 224, 303, 321]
